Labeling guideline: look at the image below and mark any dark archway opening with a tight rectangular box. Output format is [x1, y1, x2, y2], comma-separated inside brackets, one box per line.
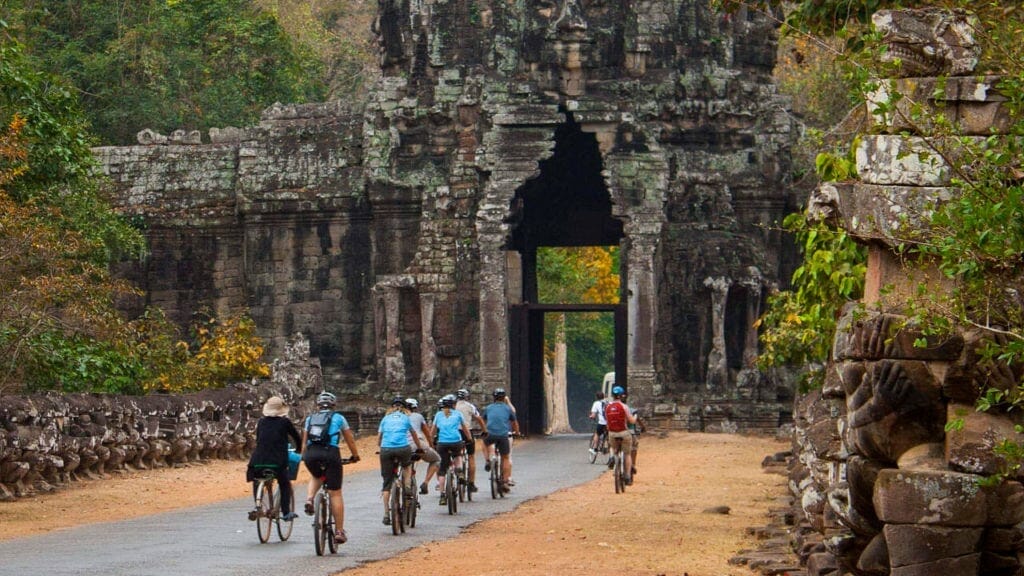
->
[506, 112, 626, 435]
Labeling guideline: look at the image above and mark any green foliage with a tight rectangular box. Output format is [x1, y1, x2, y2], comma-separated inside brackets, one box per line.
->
[757, 212, 867, 388]
[0, 28, 145, 263]
[3, 0, 328, 144]
[537, 247, 620, 387]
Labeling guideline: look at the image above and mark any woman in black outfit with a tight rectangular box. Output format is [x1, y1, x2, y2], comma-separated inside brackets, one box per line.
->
[246, 396, 302, 520]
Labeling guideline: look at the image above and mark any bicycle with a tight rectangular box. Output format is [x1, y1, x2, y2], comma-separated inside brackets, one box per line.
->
[611, 437, 627, 494]
[384, 451, 421, 535]
[311, 457, 355, 556]
[588, 427, 608, 464]
[443, 456, 459, 515]
[249, 467, 294, 543]
[485, 433, 516, 499]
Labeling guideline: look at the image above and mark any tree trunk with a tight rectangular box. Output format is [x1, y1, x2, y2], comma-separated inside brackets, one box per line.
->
[545, 313, 573, 434]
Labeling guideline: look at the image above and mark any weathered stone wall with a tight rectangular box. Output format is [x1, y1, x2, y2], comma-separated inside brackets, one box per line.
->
[95, 1, 800, 431]
[788, 10, 1024, 575]
[0, 335, 347, 500]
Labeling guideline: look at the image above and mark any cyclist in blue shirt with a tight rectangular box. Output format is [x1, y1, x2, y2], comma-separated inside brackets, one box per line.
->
[482, 388, 520, 492]
[377, 397, 423, 525]
[432, 394, 471, 506]
[301, 392, 361, 544]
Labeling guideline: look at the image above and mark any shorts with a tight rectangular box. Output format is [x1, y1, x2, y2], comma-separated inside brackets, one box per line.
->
[483, 434, 511, 456]
[594, 423, 607, 436]
[608, 430, 633, 453]
[418, 445, 440, 464]
[437, 441, 464, 474]
[303, 445, 344, 490]
[463, 432, 478, 456]
[379, 445, 413, 492]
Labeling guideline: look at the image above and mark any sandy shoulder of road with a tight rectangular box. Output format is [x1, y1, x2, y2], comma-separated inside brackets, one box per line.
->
[0, 432, 789, 576]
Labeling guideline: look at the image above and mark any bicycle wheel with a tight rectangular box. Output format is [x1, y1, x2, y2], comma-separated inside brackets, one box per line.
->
[313, 493, 328, 556]
[614, 453, 625, 494]
[457, 461, 467, 503]
[275, 485, 294, 541]
[255, 480, 273, 543]
[326, 501, 338, 554]
[404, 483, 418, 528]
[389, 483, 402, 535]
[446, 471, 457, 515]
[489, 458, 499, 499]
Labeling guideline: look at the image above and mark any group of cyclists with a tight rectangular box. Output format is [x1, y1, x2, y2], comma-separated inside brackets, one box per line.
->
[247, 387, 520, 545]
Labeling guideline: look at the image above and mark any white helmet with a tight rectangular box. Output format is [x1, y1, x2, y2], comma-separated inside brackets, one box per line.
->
[316, 391, 337, 408]
[405, 398, 419, 410]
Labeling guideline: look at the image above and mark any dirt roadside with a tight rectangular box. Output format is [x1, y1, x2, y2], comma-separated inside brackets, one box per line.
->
[0, 432, 790, 576]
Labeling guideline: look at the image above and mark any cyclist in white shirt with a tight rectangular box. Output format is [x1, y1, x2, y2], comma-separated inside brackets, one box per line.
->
[404, 398, 441, 494]
[588, 391, 608, 456]
[454, 388, 487, 493]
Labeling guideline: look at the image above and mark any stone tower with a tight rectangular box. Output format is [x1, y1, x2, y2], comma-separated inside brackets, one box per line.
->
[97, 1, 799, 433]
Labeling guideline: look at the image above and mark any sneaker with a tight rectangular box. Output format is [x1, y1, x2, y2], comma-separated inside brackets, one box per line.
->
[624, 476, 633, 486]
[281, 512, 298, 521]
[439, 494, 447, 506]
[419, 482, 428, 495]
[304, 501, 314, 515]
[247, 509, 259, 521]
[631, 467, 637, 476]
[607, 458, 614, 469]
[469, 482, 478, 493]
[382, 514, 391, 526]
[334, 529, 347, 544]
[589, 448, 596, 455]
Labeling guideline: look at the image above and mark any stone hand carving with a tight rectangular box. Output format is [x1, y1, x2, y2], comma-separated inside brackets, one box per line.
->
[873, 8, 980, 77]
[847, 360, 944, 463]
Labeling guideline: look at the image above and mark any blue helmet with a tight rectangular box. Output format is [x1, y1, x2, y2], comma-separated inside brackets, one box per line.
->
[612, 385, 625, 396]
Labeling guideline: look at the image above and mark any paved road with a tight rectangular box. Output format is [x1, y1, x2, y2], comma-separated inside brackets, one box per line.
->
[0, 435, 605, 576]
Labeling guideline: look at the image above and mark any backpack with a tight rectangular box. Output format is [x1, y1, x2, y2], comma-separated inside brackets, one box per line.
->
[605, 401, 627, 432]
[306, 410, 335, 446]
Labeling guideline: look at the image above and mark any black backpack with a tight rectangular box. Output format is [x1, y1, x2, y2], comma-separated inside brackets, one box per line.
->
[306, 410, 335, 446]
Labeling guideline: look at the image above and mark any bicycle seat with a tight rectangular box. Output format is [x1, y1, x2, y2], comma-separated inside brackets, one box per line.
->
[256, 467, 277, 480]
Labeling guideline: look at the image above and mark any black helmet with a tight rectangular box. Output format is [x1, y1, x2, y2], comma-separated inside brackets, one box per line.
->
[391, 396, 406, 408]
[493, 387, 506, 399]
[316, 391, 337, 408]
[456, 388, 470, 400]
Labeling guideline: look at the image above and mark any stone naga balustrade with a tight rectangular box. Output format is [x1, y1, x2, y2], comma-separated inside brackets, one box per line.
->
[790, 9, 1024, 576]
[0, 334, 322, 501]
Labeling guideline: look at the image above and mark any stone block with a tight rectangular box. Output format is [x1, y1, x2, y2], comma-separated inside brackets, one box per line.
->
[866, 76, 1012, 135]
[985, 481, 1024, 526]
[835, 181, 954, 246]
[856, 135, 952, 187]
[884, 524, 982, 567]
[874, 468, 987, 526]
[946, 405, 1024, 478]
[889, 553, 980, 576]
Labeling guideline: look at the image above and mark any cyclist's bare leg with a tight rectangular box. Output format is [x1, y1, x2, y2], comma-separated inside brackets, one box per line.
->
[500, 453, 512, 486]
[329, 488, 345, 538]
[423, 462, 439, 486]
[305, 476, 323, 513]
[467, 440, 477, 484]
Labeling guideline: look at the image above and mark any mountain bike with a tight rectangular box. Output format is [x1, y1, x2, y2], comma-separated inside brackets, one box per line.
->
[485, 434, 516, 499]
[385, 451, 422, 535]
[249, 467, 294, 543]
[311, 457, 355, 556]
[611, 437, 627, 494]
[589, 427, 608, 464]
[444, 456, 459, 515]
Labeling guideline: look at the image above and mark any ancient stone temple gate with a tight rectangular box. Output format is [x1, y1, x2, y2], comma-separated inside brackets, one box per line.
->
[97, 1, 799, 432]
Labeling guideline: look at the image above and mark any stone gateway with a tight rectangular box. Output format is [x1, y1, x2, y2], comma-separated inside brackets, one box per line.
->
[96, 1, 800, 433]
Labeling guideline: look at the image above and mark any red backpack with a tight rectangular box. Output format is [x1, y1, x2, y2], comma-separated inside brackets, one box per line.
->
[605, 401, 627, 432]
